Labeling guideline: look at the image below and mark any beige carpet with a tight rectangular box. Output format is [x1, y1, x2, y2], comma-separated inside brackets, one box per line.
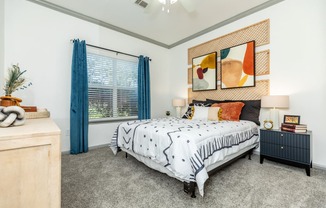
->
[61, 147, 326, 208]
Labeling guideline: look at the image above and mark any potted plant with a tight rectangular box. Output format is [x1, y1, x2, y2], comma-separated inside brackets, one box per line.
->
[0, 64, 31, 106]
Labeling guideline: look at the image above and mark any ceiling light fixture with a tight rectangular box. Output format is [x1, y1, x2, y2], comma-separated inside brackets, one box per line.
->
[159, 0, 178, 13]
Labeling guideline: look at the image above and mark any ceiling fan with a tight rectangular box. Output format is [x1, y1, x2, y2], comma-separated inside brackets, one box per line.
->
[135, 0, 199, 14]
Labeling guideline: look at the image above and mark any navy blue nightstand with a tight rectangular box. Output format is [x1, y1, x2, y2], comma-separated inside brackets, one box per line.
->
[260, 129, 312, 176]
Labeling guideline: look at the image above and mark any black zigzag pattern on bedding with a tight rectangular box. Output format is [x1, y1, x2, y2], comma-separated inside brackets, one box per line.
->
[198, 128, 259, 162]
[163, 124, 193, 166]
[163, 123, 187, 167]
[163, 123, 204, 182]
[111, 120, 140, 150]
[163, 129, 177, 168]
[131, 121, 152, 152]
[110, 127, 119, 148]
[114, 120, 153, 151]
[122, 127, 132, 144]
[190, 153, 205, 180]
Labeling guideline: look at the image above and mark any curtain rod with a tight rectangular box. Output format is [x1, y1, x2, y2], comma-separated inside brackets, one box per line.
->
[70, 40, 151, 61]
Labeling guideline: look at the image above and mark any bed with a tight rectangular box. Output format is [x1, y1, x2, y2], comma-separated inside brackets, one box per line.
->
[110, 101, 260, 197]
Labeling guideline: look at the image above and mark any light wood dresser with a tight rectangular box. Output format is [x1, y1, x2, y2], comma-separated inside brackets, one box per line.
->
[0, 118, 61, 208]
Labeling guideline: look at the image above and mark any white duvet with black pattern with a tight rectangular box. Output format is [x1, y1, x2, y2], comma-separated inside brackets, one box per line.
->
[111, 117, 259, 196]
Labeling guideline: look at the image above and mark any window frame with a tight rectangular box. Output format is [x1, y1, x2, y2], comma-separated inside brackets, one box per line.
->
[87, 49, 138, 123]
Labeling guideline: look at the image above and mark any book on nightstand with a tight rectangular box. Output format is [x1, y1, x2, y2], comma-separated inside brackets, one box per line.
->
[281, 123, 307, 133]
[21, 106, 37, 112]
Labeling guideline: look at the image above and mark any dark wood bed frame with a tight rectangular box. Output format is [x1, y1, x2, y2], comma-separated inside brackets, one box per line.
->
[119, 147, 255, 198]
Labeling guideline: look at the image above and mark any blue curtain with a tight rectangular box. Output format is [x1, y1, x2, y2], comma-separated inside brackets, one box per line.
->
[138, 55, 151, 120]
[70, 39, 88, 154]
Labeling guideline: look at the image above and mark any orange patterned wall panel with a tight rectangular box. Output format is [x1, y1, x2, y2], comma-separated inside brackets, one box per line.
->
[187, 19, 270, 101]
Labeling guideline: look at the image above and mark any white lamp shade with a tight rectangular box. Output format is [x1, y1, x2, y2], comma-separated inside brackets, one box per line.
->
[172, 98, 185, 107]
[261, 95, 289, 108]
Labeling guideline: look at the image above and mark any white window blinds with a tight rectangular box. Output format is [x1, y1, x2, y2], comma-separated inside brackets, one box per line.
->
[87, 51, 138, 121]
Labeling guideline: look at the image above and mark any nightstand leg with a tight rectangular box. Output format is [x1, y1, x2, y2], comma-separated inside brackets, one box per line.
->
[305, 165, 311, 176]
[260, 155, 264, 164]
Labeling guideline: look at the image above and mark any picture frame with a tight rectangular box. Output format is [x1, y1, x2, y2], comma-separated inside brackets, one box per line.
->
[192, 52, 217, 91]
[283, 115, 300, 125]
[220, 40, 255, 89]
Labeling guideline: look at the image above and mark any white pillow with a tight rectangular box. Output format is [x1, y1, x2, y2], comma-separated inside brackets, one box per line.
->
[192, 106, 221, 121]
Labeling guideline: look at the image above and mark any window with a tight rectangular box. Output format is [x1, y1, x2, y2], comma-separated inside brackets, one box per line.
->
[87, 50, 138, 121]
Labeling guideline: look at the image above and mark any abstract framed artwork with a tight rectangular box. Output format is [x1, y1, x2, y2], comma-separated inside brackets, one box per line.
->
[192, 52, 217, 91]
[220, 41, 255, 89]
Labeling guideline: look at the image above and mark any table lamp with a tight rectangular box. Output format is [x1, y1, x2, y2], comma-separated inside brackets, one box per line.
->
[261, 95, 289, 129]
[172, 98, 185, 118]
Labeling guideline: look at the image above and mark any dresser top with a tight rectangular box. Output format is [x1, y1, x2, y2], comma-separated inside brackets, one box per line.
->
[0, 118, 61, 140]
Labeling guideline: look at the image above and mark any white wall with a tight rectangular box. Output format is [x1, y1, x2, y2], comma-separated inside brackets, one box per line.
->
[169, 0, 326, 167]
[4, 0, 326, 167]
[0, 0, 4, 88]
[3, 0, 171, 152]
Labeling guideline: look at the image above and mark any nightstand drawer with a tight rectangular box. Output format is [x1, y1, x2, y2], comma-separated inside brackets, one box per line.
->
[260, 130, 310, 149]
[260, 129, 312, 176]
[260, 142, 310, 164]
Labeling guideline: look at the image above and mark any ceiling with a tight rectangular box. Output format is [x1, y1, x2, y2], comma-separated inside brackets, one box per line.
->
[27, 0, 283, 48]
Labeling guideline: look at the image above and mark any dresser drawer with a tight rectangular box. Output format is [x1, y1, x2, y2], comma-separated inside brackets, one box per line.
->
[260, 142, 310, 164]
[260, 130, 310, 149]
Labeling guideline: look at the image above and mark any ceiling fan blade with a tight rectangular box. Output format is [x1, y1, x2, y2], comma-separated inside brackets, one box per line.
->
[179, 0, 198, 13]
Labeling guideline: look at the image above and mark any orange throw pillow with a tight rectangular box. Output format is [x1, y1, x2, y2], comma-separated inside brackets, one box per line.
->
[211, 102, 245, 121]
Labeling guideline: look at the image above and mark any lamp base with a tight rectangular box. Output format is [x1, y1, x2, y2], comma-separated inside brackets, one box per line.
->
[176, 107, 181, 118]
[270, 109, 279, 130]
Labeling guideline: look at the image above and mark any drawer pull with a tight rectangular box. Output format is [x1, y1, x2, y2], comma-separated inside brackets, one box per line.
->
[280, 134, 283, 137]
[281, 146, 284, 149]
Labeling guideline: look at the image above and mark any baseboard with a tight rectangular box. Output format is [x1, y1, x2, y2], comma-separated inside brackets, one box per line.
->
[311, 163, 326, 171]
[89, 143, 110, 150]
[253, 149, 260, 155]
[62, 144, 326, 171]
[61, 150, 70, 155]
[61, 143, 110, 155]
